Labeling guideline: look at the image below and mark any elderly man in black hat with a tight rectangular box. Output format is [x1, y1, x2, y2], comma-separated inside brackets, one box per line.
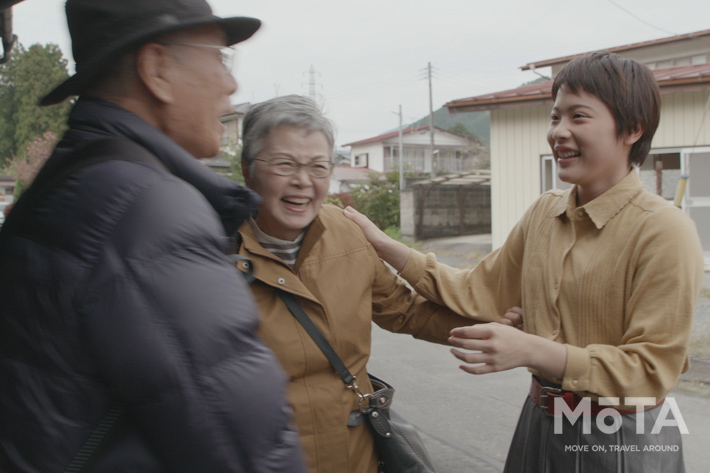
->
[0, 1, 306, 472]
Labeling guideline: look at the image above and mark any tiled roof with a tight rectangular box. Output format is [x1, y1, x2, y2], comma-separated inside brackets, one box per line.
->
[411, 169, 491, 187]
[521, 29, 710, 71]
[332, 166, 378, 181]
[445, 80, 554, 111]
[221, 102, 250, 119]
[445, 63, 710, 112]
[342, 125, 432, 147]
[652, 63, 710, 85]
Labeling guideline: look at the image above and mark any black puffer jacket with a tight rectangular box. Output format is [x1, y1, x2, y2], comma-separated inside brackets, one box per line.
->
[0, 98, 306, 473]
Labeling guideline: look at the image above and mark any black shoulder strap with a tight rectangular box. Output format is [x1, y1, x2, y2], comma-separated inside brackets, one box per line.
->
[276, 289, 356, 386]
[2, 138, 165, 235]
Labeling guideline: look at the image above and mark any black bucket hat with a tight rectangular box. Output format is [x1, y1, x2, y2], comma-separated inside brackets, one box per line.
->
[41, 0, 260, 106]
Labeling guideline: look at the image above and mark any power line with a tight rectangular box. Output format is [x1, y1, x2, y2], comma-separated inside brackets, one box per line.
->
[605, 0, 677, 36]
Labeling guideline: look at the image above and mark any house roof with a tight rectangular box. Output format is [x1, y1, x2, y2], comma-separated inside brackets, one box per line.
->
[343, 125, 478, 148]
[445, 63, 710, 113]
[343, 125, 432, 147]
[332, 166, 377, 182]
[521, 29, 710, 71]
[220, 102, 250, 120]
[412, 169, 491, 188]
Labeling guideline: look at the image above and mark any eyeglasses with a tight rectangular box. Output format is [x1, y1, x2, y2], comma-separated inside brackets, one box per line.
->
[158, 41, 237, 72]
[253, 158, 334, 178]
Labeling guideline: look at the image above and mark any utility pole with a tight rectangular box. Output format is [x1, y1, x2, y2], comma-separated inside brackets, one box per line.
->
[398, 105, 404, 190]
[309, 64, 316, 101]
[428, 62, 435, 178]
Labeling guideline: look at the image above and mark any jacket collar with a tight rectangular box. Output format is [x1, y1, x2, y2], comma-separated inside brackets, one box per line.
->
[58, 97, 261, 236]
[239, 210, 326, 272]
[551, 170, 644, 229]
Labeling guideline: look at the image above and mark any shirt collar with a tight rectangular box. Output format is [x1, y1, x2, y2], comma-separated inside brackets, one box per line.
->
[551, 170, 644, 229]
[248, 218, 305, 245]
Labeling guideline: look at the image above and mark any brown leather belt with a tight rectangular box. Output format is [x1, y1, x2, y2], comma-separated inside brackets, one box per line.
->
[529, 376, 663, 416]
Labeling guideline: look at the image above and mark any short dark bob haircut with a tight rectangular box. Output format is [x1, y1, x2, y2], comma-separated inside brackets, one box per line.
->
[551, 51, 661, 167]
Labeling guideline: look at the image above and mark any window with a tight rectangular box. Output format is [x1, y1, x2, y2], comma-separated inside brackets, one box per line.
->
[691, 54, 707, 65]
[638, 152, 681, 200]
[540, 155, 572, 192]
[353, 153, 369, 168]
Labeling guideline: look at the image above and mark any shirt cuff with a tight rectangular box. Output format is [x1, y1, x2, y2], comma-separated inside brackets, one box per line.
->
[561, 344, 591, 393]
[398, 249, 430, 287]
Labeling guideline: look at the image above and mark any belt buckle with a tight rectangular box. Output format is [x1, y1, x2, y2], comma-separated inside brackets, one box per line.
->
[539, 386, 563, 414]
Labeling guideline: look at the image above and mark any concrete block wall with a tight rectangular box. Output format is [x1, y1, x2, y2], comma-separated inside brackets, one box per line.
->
[401, 184, 491, 240]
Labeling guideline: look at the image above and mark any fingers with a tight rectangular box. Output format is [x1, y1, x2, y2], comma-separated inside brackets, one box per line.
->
[451, 348, 495, 375]
[343, 206, 369, 228]
[502, 306, 524, 328]
[344, 205, 410, 271]
[343, 206, 385, 241]
[498, 317, 514, 327]
[448, 323, 528, 374]
[449, 323, 496, 340]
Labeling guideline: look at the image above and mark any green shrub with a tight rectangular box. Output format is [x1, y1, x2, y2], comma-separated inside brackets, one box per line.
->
[351, 172, 400, 230]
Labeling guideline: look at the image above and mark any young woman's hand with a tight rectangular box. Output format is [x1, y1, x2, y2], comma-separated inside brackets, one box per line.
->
[449, 322, 567, 379]
[343, 206, 411, 272]
[498, 306, 523, 328]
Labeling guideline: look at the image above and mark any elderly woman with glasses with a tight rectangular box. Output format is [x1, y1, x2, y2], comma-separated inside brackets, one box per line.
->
[234, 95, 511, 473]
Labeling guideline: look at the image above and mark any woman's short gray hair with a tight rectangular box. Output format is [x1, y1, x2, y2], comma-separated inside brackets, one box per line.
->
[241, 95, 336, 165]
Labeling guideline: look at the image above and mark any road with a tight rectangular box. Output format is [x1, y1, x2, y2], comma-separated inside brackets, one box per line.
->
[368, 325, 710, 473]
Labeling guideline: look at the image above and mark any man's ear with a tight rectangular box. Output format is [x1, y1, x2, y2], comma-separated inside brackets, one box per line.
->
[241, 158, 251, 185]
[624, 125, 644, 146]
[136, 43, 176, 104]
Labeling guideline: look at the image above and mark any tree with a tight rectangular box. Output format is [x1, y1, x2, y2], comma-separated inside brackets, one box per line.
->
[219, 141, 245, 185]
[4, 131, 57, 199]
[0, 43, 72, 167]
[351, 172, 400, 231]
[447, 122, 475, 139]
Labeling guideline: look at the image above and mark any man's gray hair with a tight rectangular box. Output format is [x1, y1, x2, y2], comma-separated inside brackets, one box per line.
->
[241, 95, 336, 165]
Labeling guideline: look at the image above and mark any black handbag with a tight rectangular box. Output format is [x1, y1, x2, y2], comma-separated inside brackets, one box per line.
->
[277, 289, 437, 473]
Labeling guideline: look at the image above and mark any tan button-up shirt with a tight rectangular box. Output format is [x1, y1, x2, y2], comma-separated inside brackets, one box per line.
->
[401, 171, 704, 405]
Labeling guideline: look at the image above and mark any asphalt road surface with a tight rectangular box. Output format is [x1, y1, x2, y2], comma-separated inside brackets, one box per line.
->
[368, 325, 709, 473]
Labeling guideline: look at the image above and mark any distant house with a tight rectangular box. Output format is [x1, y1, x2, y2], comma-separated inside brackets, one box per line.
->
[220, 102, 251, 147]
[445, 29, 710, 269]
[198, 103, 252, 175]
[329, 165, 377, 194]
[0, 175, 14, 203]
[343, 125, 483, 175]
[333, 149, 351, 166]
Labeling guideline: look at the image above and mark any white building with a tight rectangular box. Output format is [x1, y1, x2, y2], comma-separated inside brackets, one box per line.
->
[0, 175, 14, 204]
[343, 125, 483, 174]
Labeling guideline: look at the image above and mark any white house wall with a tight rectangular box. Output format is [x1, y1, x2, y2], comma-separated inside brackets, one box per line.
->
[349, 130, 476, 173]
[490, 104, 551, 248]
[350, 142, 383, 170]
[654, 89, 710, 147]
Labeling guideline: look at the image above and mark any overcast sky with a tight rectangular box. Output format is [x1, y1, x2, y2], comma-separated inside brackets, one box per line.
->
[10, 0, 710, 147]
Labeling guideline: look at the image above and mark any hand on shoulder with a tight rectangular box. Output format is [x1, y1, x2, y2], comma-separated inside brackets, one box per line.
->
[343, 206, 411, 272]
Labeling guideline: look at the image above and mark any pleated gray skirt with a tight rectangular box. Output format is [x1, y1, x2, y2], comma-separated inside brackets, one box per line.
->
[503, 396, 685, 473]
